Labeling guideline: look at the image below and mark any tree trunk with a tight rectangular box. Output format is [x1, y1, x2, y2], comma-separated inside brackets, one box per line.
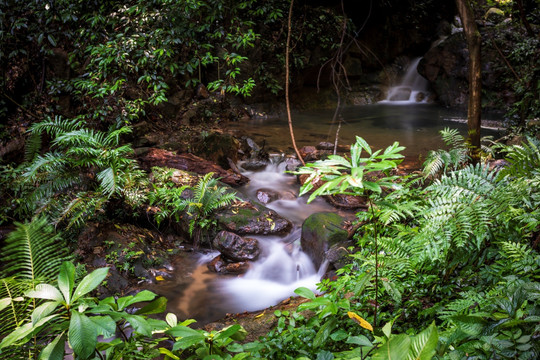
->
[456, 0, 482, 163]
[285, 0, 305, 166]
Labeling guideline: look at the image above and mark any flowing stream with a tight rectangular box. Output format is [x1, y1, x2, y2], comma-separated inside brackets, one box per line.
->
[155, 159, 340, 325]
[156, 104, 502, 325]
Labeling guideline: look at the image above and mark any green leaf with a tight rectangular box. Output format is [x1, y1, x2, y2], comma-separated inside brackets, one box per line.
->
[0, 297, 12, 312]
[172, 335, 206, 351]
[166, 325, 204, 338]
[346, 335, 373, 347]
[355, 136, 372, 155]
[123, 314, 153, 336]
[26, 284, 64, 302]
[407, 323, 438, 360]
[382, 321, 393, 338]
[31, 301, 60, 325]
[314, 318, 337, 348]
[159, 347, 180, 360]
[372, 334, 411, 360]
[134, 296, 167, 315]
[227, 342, 244, 352]
[295, 287, 316, 300]
[39, 333, 66, 360]
[117, 290, 158, 310]
[89, 316, 116, 338]
[58, 261, 75, 305]
[68, 310, 97, 359]
[0, 322, 34, 349]
[316, 350, 334, 360]
[215, 324, 241, 341]
[72, 267, 108, 302]
[166, 312, 178, 327]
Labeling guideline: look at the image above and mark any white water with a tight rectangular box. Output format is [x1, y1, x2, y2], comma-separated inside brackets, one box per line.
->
[217, 157, 335, 313]
[381, 57, 430, 104]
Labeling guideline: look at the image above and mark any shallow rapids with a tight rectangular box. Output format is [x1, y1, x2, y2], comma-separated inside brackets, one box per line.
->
[157, 158, 336, 324]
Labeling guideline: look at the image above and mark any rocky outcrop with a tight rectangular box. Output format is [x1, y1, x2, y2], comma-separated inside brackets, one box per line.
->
[216, 201, 292, 235]
[76, 223, 180, 295]
[191, 132, 242, 169]
[418, 19, 528, 111]
[418, 32, 469, 108]
[138, 148, 249, 186]
[213, 231, 261, 262]
[300, 212, 351, 269]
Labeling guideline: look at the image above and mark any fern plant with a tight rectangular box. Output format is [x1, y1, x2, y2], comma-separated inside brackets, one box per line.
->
[0, 217, 71, 350]
[423, 127, 494, 179]
[150, 171, 239, 247]
[496, 136, 540, 179]
[20, 117, 147, 228]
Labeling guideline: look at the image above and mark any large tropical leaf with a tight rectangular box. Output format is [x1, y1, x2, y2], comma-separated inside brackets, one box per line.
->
[372, 334, 411, 360]
[407, 323, 438, 360]
[68, 310, 97, 359]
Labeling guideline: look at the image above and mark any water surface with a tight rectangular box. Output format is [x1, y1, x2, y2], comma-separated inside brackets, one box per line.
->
[228, 104, 502, 158]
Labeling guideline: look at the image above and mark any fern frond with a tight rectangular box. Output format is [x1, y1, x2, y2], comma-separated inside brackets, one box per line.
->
[57, 192, 108, 229]
[0, 217, 70, 281]
[498, 137, 540, 179]
[53, 128, 104, 149]
[97, 166, 120, 197]
[29, 115, 83, 137]
[24, 132, 42, 162]
[24, 151, 69, 181]
[441, 128, 466, 149]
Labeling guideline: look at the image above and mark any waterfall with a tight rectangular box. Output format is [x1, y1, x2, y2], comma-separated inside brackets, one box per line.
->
[381, 57, 430, 104]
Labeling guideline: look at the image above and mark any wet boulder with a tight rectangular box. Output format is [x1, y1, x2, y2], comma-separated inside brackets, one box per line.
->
[216, 200, 292, 235]
[213, 231, 260, 262]
[300, 212, 351, 269]
[316, 142, 334, 151]
[207, 255, 250, 274]
[256, 188, 281, 204]
[241, 160, 269, 171]
[192, 131, 242, 169]
[299, 146, 318, 161]
[285, 157, 303, 172]
[256, 188, 296, 204]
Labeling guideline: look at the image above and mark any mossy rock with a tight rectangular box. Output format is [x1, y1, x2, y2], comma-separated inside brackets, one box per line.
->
[300, 212, 349, 269]
[216, 200, 292, 235]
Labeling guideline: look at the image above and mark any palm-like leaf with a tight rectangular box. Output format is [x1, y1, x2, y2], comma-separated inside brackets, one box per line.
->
[1, 217, 70, 281]
[0, 277, 33, 337]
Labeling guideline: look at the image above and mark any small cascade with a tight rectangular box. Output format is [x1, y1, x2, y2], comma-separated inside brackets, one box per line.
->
[381, 57, 430, 104]
[220, 239, 322, 312]
[217, 157, 336, 313]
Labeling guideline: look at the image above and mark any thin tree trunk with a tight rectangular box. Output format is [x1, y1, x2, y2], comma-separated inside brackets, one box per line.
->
[515, 0, 534, 37]
[456, 0, 482, 163]
[285, 0, 305, 166]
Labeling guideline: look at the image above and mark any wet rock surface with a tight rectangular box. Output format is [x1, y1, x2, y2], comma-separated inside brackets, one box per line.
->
[216, 200, 292, 235]
[207, 255, 250, 274]
[300, 212, 351, 269]
[256, 188, 281, 204]
[213, 231, 261, 262]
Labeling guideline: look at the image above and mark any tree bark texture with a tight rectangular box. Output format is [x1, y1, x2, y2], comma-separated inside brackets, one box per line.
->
[455, 0, 482, 162]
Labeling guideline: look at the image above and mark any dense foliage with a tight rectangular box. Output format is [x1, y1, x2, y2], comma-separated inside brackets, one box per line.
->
[1, 0, 539, 359]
